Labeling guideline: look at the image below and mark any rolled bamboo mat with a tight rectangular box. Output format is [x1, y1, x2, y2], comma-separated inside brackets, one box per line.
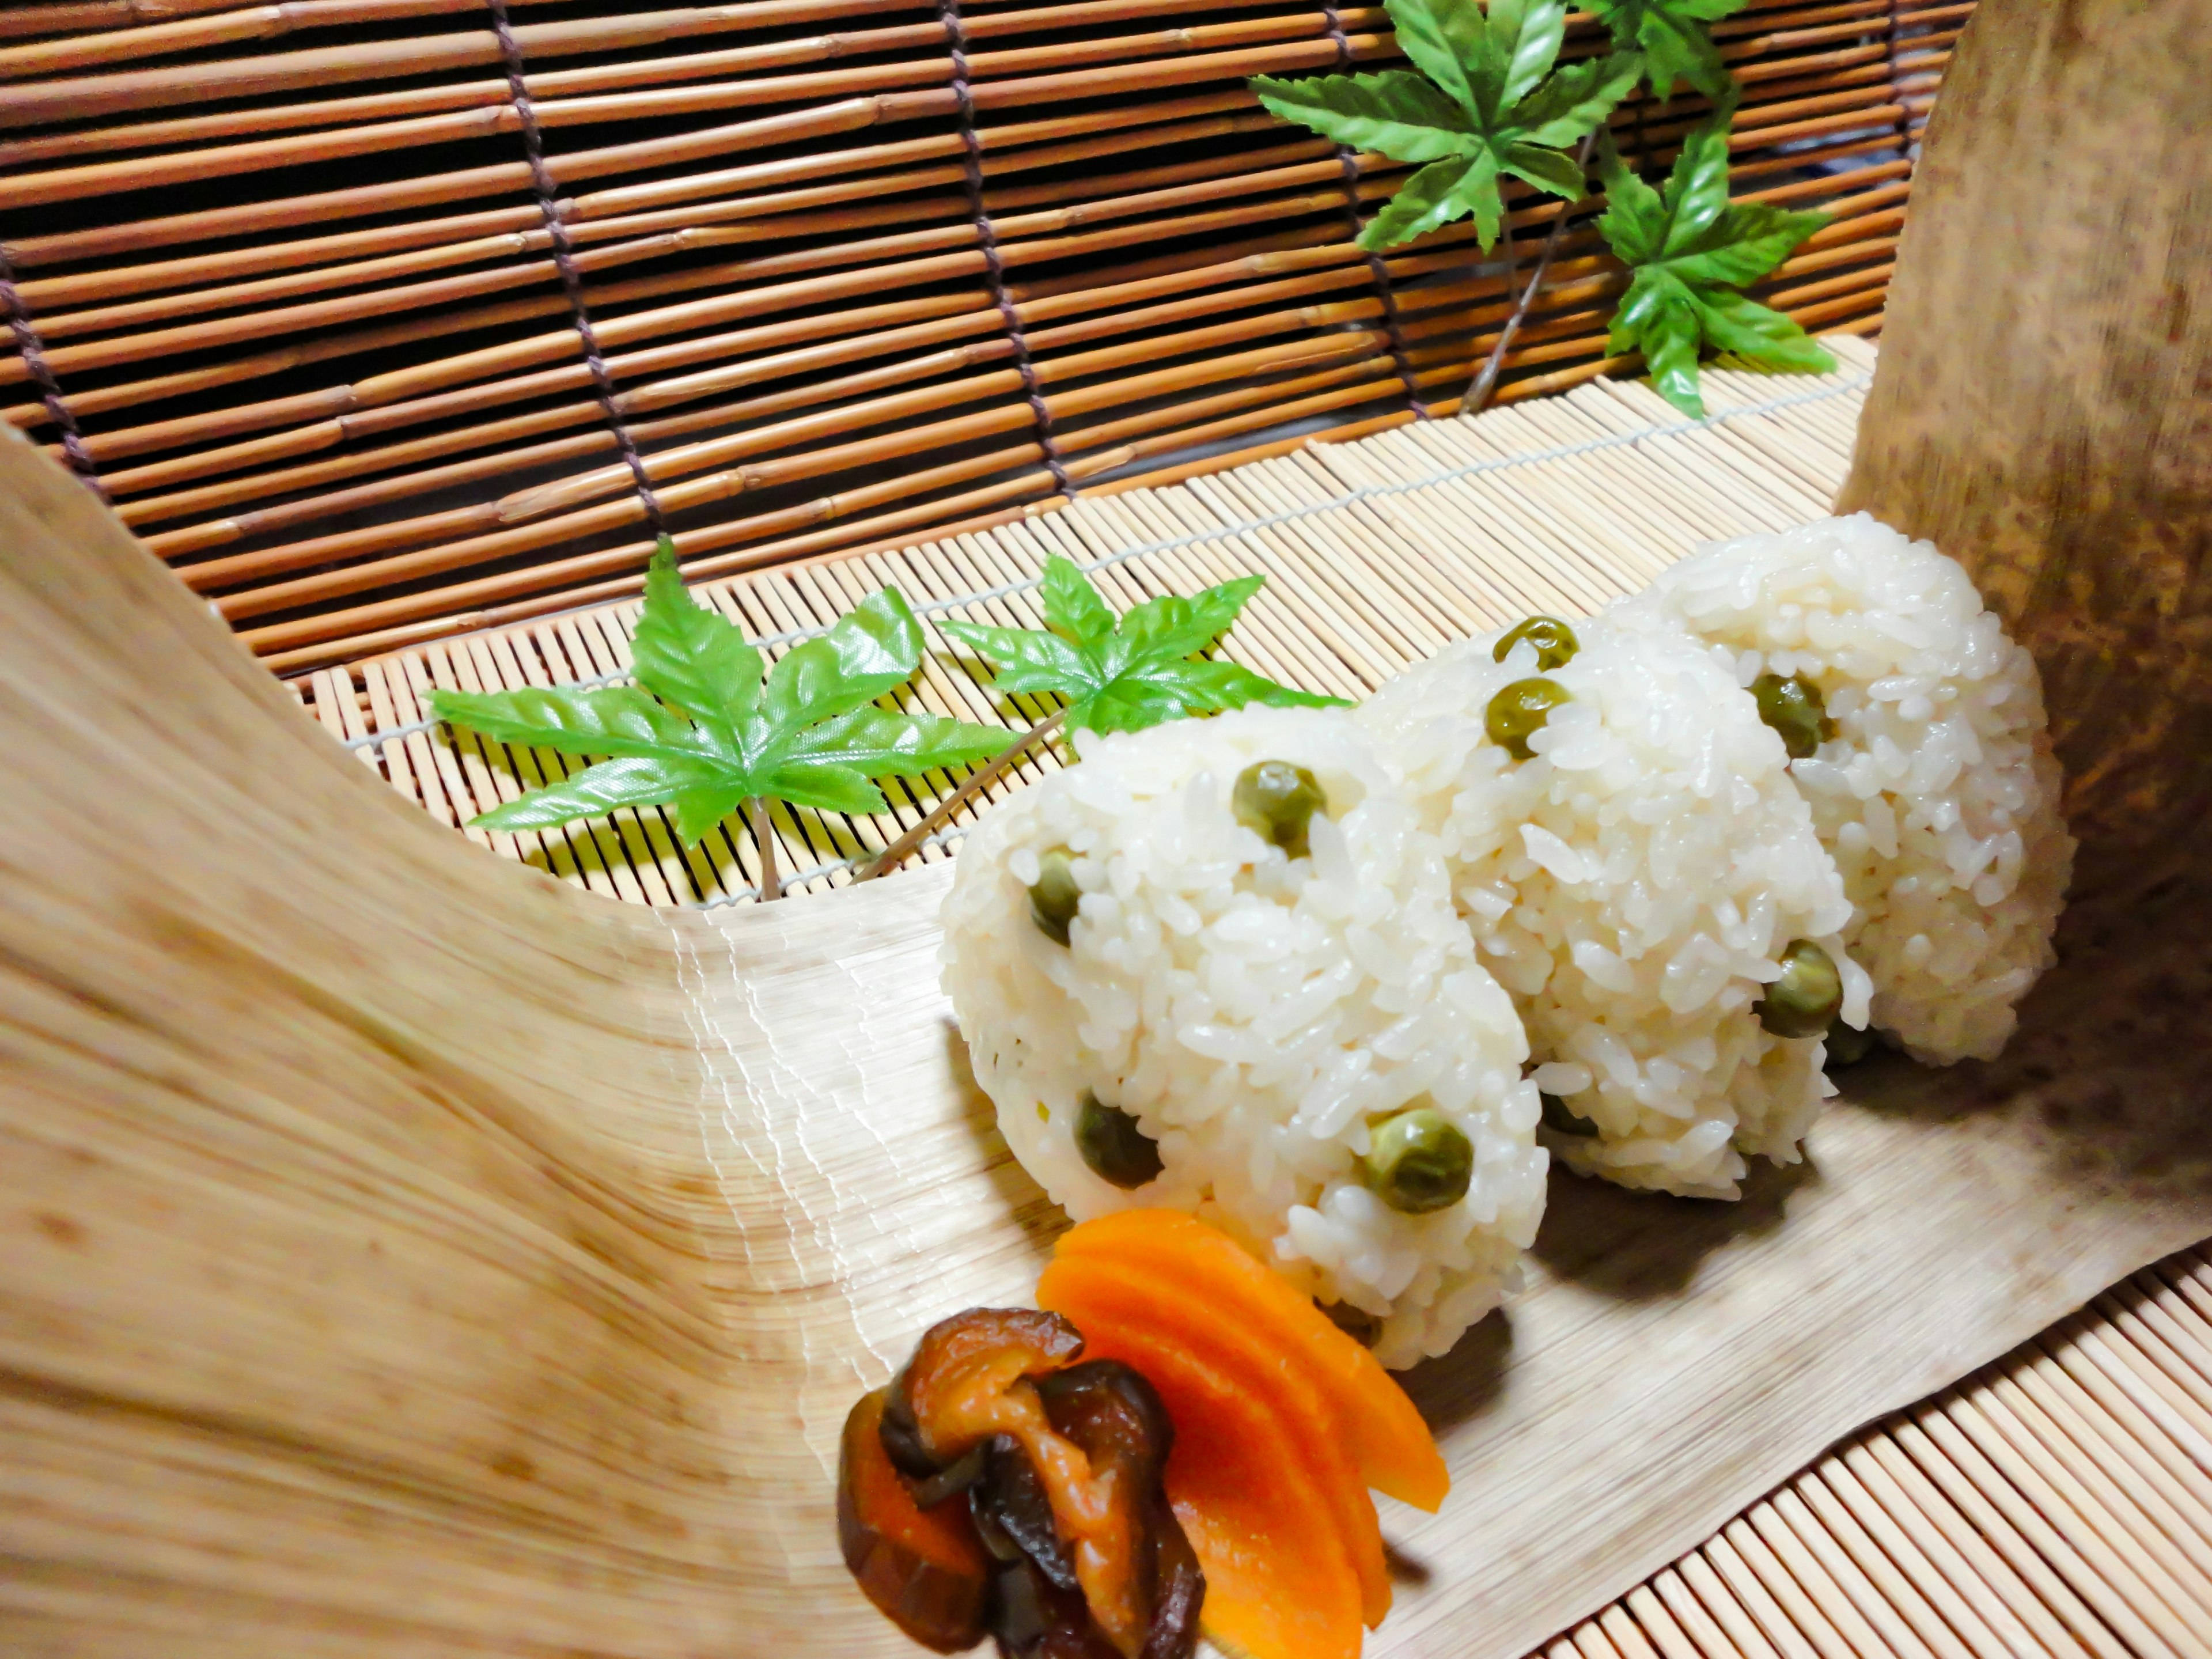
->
[1541, 1245, 2212, 1659]
[308, 332, 1884, 908]
[0, 0, 1949, 668]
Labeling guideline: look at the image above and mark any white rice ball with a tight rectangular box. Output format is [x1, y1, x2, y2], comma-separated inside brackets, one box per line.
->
[940, 706, 1546, 1369]
[1616, 514, 2072, 1063]
[1359, 616, 1864, 1199]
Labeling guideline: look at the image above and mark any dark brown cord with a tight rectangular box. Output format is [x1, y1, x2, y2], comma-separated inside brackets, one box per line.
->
[484, 0, 667, 539]
[937, 0, 1077, 497]
[1320, 0, 1427, 418]
[1885, 0, 1915, 152]
[0, 249, 109, 503]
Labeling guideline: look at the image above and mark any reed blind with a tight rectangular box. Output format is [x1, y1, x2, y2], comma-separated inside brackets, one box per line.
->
[0, 0, 1960, 676]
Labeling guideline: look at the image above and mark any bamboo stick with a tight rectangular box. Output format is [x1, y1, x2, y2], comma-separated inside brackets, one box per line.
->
[0, 13, 1388, 137]
[4, 124, 1902, 449]
[0, 0, 486, 80]
[1, 85, 1256, 272]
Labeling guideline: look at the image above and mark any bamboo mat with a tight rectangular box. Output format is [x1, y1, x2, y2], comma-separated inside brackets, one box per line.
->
[306, 331, 1884, 907]
[1547, 1243, 2212, 1659]
[296, 334, 2212, 1656]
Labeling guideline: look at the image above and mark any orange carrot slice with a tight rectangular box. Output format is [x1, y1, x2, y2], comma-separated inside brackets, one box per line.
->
[1055, 1210, 1449, 1511]
[1039, 1251, 1365, 1659]
[1041, 1250, 1391, 1628]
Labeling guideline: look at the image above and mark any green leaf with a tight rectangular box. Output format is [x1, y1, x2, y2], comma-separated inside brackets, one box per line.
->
[1666, 202, 1830, 287]
[630, 536, 759, 748]
[1118, 576, 1264, 664]
[1656, 89, 1737, 253]
[1358, 154, 1484, 249]
[1384, 0, 1483, 115]
[1499, 140, 1588, 202]
[758, 760, 887, 818]
[1594, 130, 1666, 264]
[1692, 288, 1840, 374]
[1249, 70, 1474, 162]
[670, 782, 753, 847]
[761, 586, 925, 732]
[431, 548, 1005, 846]
[1585, 0, 1747, 97]
[937, 618, 1090, 695]
[786, 705, 1009, 773]
[1597, 101, 1831, 419]
[1506, 50, 1643, 147]
[426, 684, 700, 762]
[1252, 0, 1628, 262]
[471, 756, 726, 831]
[1040, 555, 1115, 645]
[942, 568, 1347, 740]
[1490, 0, 1569, 114]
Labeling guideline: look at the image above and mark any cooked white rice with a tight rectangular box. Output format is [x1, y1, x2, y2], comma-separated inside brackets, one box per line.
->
[1358, 615, 1866, 1199]
[1616, 514, 2071, 1063]
[939, 706, 1546, 1369]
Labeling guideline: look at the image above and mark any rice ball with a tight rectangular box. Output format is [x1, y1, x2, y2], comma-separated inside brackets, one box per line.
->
[1358, 616, 1865, 1199]
[940, 706, 1547, 1369]
[1616, 514, 2072, 1063]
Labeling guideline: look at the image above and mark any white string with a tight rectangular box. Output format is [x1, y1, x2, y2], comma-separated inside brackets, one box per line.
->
[336, 371, 1871, 755]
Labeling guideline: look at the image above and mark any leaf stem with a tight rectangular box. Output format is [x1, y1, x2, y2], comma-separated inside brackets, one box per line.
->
[1459, 131, 1600, 418]
[857, 706, 1070, 881]
[749, 797, 781, 902]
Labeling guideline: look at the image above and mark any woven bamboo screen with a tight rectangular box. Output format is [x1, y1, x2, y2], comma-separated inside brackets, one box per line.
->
[0, 0, 1955, 676]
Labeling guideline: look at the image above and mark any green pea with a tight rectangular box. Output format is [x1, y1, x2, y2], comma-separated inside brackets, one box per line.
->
[1075, 1092, 1162, 1190]
[1756, 939, 1844, 1038]
[1232, 760, 1327, 859]
[1493, 615, 1581, 672]
[1825, 1018, 1877, 1067]
[1540, 1092, 1598, 1137]
[1750, 671, 1830, 760]
[1357, 1107, 1474, 1214]
[1028, 847, 1082, 946]
[1484, 677, 1571, 761]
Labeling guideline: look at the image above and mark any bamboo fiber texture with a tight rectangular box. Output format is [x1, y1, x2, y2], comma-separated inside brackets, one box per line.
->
[0, 0, 1950, 671]
[1835, 0, 2212, 906]
[5, 388, 2212, 1658]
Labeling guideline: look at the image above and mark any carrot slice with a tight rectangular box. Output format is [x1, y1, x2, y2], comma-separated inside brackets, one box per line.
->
[1039, 1252, 1365, 1659]
[1041, 1251, 1391, 1628]
[837, 1388, 991, 1653]
[1054, 1210, 1449, 1512]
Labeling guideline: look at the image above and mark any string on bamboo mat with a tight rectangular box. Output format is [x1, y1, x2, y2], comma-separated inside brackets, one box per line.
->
[484, 0, 667, 541]
[0, 251, 107, 505]
[1320, 0, 1429, 419]
[1885, 0, 1917, 152]
[937, 0, 1078, 500]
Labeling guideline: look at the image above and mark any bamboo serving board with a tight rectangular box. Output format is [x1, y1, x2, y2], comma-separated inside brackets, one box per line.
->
[6, 368, 2212, 1659]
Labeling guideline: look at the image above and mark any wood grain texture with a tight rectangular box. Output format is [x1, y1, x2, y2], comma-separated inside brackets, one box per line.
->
[3, 391, 2211, 1658]
[1835, 0, 2212, 900]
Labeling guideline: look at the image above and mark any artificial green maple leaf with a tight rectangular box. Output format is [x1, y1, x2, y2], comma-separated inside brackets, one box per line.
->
[1594, 98, 1835, 417]
[1584, 0, 1747, 99]
[937, 556, 1346, 739]
[1251, 0, 1641, 252]
[429, 537, 1006, 844]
